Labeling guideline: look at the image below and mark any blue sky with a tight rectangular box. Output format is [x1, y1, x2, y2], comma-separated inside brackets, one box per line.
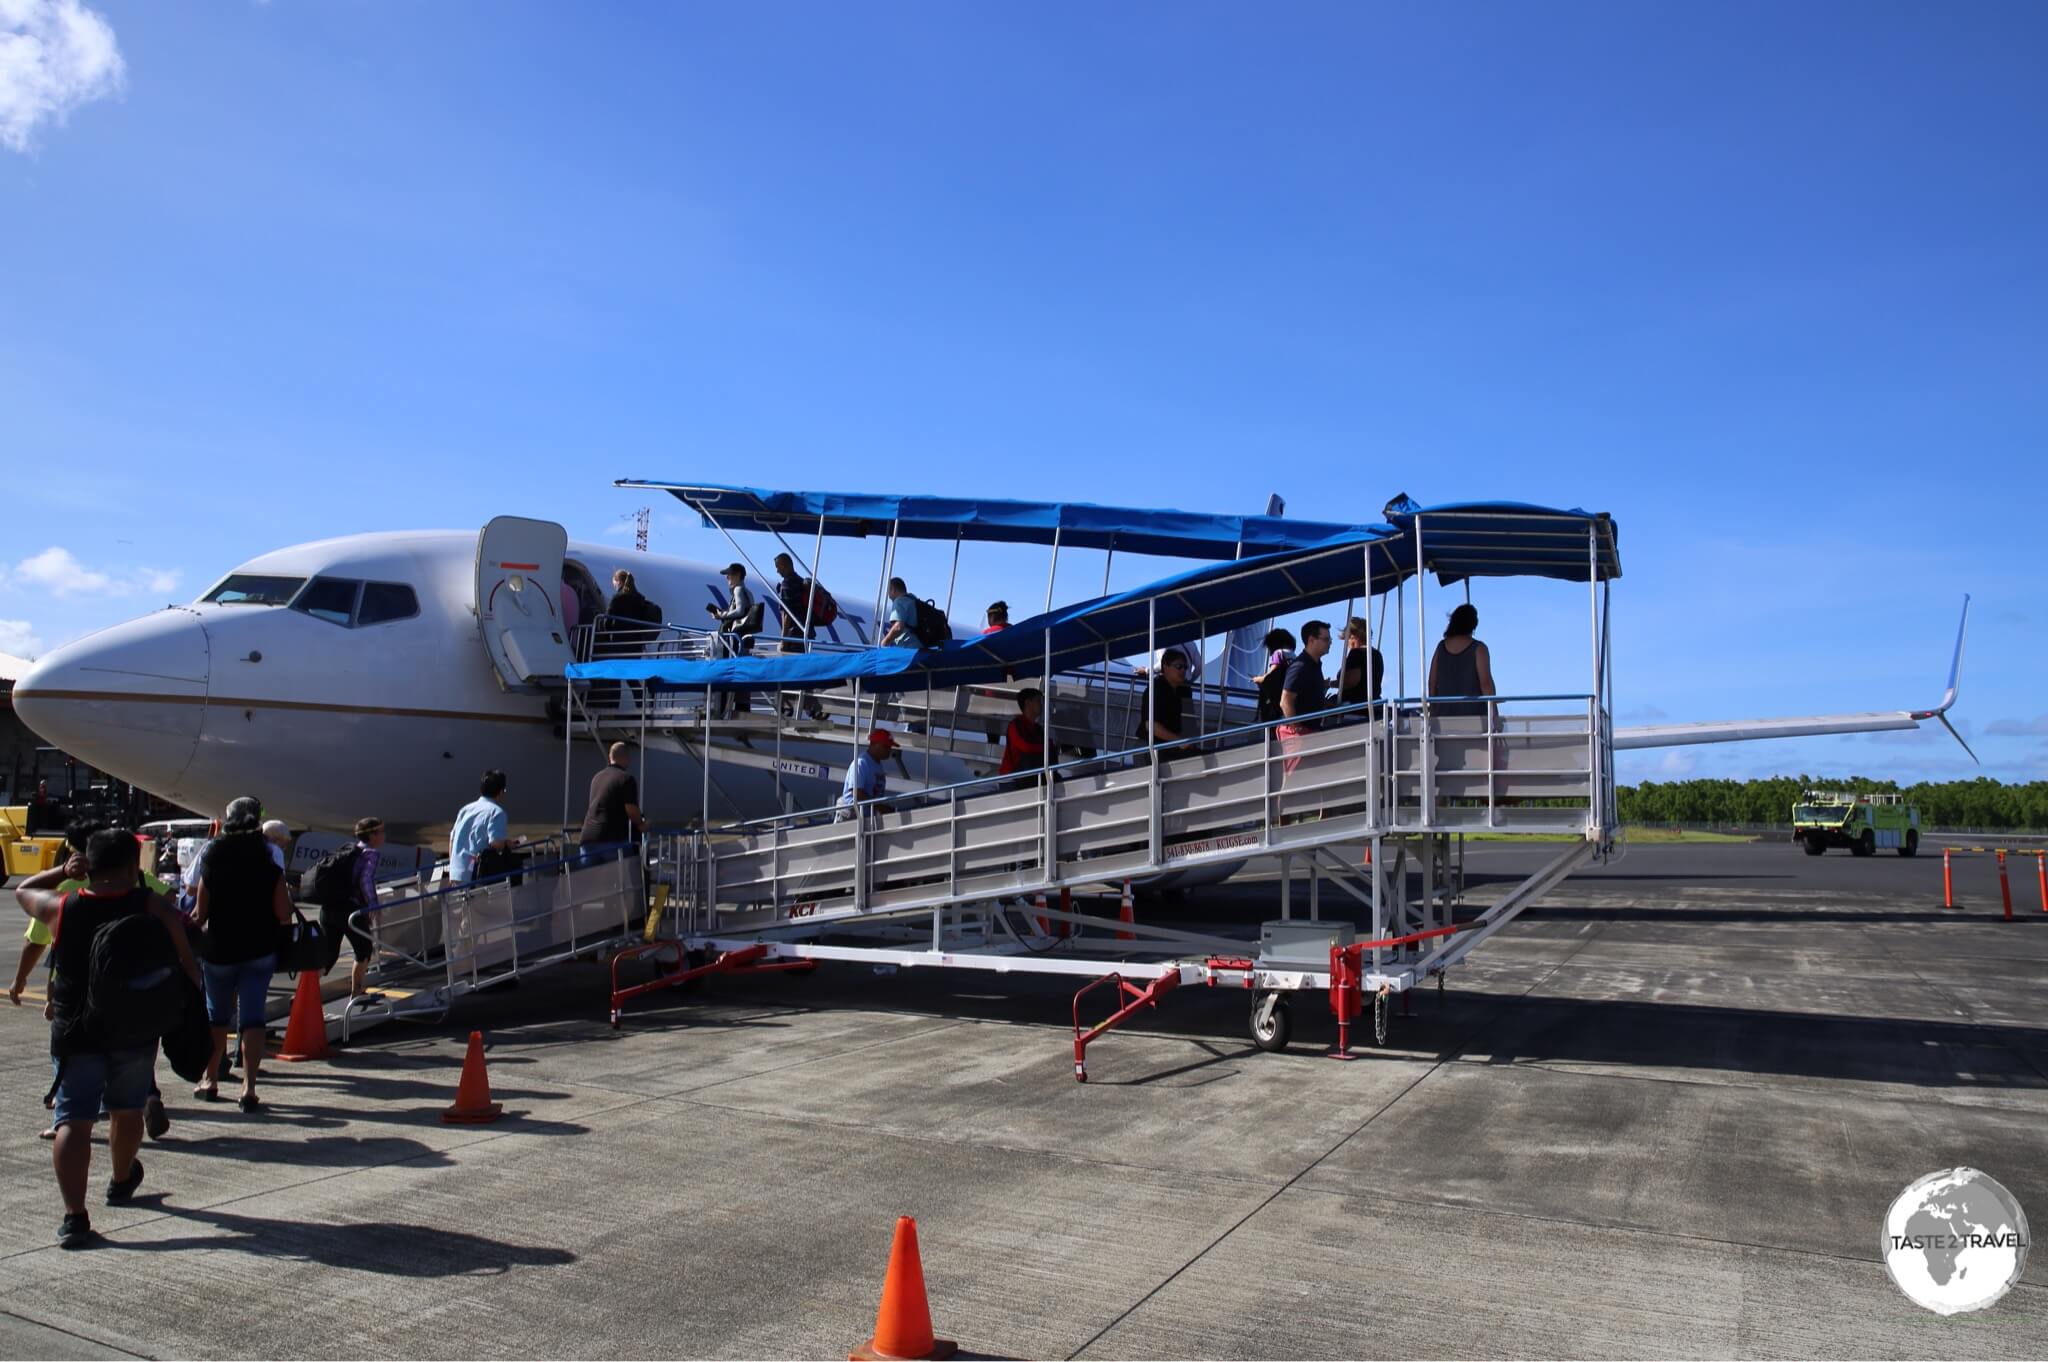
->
[2, 1, 2042, 785]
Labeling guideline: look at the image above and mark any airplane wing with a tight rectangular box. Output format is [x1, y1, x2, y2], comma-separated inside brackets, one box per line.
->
[1613, 595, 1975, 762]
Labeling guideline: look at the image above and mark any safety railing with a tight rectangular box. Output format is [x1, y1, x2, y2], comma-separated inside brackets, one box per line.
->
[669, 693, 1606, 930]
[568, 631, 1263, 758]
[349, 843, 646, 1029]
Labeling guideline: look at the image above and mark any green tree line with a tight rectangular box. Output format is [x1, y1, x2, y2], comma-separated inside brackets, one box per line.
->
[1618, 776, 2048, 831]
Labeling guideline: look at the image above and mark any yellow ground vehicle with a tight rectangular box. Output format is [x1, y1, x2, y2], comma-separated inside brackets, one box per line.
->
[1793, 790, 1919, 858]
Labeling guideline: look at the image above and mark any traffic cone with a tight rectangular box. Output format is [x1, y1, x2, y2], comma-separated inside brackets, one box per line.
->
[272, 968, 329, 1062]
[441, 1030, 504, 1124]
[850, 1216, 955, 1361]
[1117, 881, 1135, 942]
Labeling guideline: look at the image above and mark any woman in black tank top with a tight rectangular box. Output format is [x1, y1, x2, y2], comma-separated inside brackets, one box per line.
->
[1428, 604, 1496, 719]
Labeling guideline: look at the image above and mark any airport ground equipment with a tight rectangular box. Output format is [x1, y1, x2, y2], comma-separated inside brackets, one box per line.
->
[1793, 789, 1920, 857]
[570, 497, 1624, 1067]
[331, 843, 646, 1042]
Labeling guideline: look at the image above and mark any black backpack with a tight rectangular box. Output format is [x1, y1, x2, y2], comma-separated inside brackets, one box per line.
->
[912, 597, 949, 648]
[308, 843, 364, 907]
[1256, 667, 1287, 723]
[83, 911, 188, 1053]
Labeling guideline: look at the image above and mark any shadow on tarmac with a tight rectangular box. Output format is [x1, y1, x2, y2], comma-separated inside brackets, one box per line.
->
[109, 1199, 576, 1274]
[604, 961, 2048, 1096]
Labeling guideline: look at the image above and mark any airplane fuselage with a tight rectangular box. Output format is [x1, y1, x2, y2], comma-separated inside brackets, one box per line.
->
[12, 530, 895, 843]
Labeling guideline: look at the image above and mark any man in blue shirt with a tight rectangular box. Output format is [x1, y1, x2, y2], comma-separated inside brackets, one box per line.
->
[448, 771, 512, 884]
[878, 578, 920, 648]
[836, 731, 899, 820]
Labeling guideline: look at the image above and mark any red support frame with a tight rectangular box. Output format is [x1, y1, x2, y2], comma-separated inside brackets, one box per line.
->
[1071, 970, 1181, 1083]
[608, 941, 816, 1027]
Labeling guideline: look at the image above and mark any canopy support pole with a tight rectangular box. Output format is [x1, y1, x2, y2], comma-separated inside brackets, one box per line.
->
[1100, 547, 1114, 752]
[689, 497, 781, 611]
[1044, 526, 1062, 613]
[1415, 514, 1430, 820]
[1147, 595, 1160, 865]
[640, 695, 649, 825]
[943, 532, 961, 627]
[1587, 521, 1600, 831]
[701, 684, 712, 834]
[873, 519, 899, 647]
[562, 683, 575, 840]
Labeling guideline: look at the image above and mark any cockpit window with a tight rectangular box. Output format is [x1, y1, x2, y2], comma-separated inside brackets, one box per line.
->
[293, 577, 362, 626]
[357, 582, 419, 626]
[202, 574, 306, 606]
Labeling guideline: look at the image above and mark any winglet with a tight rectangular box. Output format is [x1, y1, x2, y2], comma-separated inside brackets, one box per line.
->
[1909, 593, 1970, 719]
[1910, 594, 1975, 764]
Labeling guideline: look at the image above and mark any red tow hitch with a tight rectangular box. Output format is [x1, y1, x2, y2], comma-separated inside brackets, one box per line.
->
[1071, 970, 1180, 1082]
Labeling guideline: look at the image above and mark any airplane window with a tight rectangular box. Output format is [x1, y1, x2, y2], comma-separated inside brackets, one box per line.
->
[292, 577, 362, 627]
[202, 574, 306, 606]
[357, 582, 420, 626]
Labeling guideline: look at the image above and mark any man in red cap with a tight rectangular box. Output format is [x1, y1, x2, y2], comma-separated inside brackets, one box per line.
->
[836, 730, 899, 821]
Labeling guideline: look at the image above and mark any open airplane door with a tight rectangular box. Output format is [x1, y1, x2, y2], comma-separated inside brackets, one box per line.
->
[476, 516, 573, 690]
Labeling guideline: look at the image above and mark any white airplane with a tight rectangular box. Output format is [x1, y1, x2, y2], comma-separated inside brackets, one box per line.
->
[12, 514, 1972, 850]
[10, 518, 904, 844]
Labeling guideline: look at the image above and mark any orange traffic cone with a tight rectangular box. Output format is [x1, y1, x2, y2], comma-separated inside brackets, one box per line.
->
[851, 1217, 955, 1361]
[441, 1030, 503, 1124]
[1117, 881, 1135, 942]
[272, 969, 329, 1062]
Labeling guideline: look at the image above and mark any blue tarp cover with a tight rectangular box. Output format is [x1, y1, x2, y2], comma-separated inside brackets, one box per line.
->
[571, 530, 1403, 692]
[617, 480, 1374, 561]
[572, 494, 1621, 692]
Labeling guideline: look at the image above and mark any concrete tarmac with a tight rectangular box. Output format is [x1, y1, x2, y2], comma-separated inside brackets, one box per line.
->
[1, 841, 2044, 1358]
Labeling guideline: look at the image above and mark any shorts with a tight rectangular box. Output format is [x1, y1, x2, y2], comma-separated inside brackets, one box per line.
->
[1278, 722, 1314, 779]
[51, 1046, 154, 1126]
[24, 916, 53, 948]
[319, 903, 373, 966]
[202, 954, 276, 1029]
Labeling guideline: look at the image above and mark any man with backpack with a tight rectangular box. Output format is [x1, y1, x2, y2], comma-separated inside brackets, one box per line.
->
[314, 817, 386, 1001]
[772, 552, 835, 720]
[879, 577, 948, 649]
[15, 828, 201, 1248]
[34, 819, 183, 1143]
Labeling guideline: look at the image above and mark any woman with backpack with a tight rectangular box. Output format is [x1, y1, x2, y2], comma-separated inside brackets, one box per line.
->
[1254, 628, 1296, 724]
[188, 797, 292, 1111]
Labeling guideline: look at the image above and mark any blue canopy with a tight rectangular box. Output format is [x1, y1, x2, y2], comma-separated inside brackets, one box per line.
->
[617, 480, 1375, 561]
[1384, 497, 1621, 585]
[569, 530, 1405, 693]
[570, 494, 1622, 692]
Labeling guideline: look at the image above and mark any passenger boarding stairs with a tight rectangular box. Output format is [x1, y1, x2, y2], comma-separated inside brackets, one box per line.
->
[606, 633, 1616, 1001]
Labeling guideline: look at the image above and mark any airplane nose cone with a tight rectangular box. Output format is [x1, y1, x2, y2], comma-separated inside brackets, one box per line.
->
[13, 608, 211, 797]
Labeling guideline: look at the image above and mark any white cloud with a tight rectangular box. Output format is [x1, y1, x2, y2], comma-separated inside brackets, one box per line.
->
[5, 548, 187, 599]
[15, 545, 119, 595]
[0, 0, 125, 154]
[0, 618, 41, 658]
[1656, 750, 1697, 778]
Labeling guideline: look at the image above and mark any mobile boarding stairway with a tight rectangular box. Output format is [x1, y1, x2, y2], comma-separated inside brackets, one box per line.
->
[563, 490, 1623, 1071]
[603, 685, 1612, 1070]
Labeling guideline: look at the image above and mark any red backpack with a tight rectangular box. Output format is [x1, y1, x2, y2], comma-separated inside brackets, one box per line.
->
[806, 581, 839, 628]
